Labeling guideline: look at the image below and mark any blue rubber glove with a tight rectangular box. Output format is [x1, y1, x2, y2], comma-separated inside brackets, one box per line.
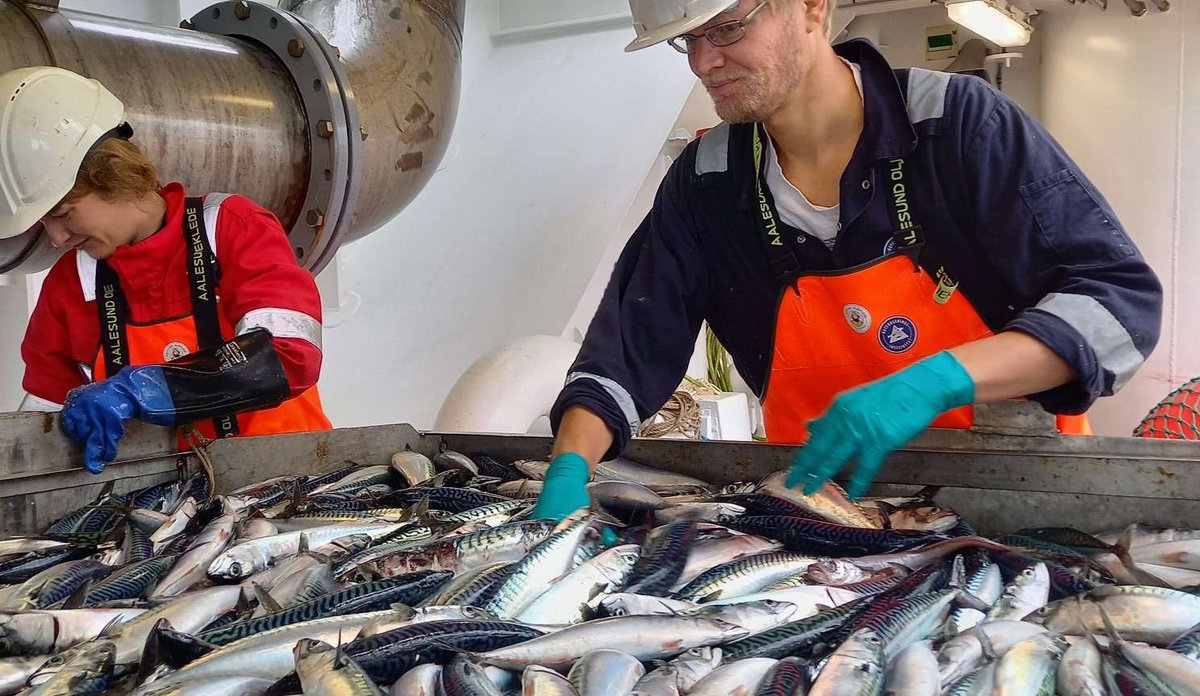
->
[531, 452, 617, 545]
[61, 366, 175, 474]
[785, 351, 975, 499]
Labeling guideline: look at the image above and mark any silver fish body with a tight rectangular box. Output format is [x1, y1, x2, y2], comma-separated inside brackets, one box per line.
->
[884, 639, 938, 696]
[683, 600, 799, 636]
[593, 594, 698, 618]
[0, 608, 144, 656]
[673, 552, 822, 603]
[687, 657, 776, 696]
[521, 664, 576, 695]
[654, 503, 745, 524]
[937, 621, 1048, 688]
[986, 562, 1049, 622]
[631, 646, 721, 695]
[105, 585, 244, 668]
[485, 515, 598, 619]
[567, 650, 644, 696]
[1057, 638, 1106, 696]
[479, 615, 749, 670]
[992, 632, 1066, 696]
[135, 609, 407, 692]
[587, 481, 671, 511]
[0, 656, 51, 696]
[148, 498, 198, 554]
[24, 641, 114, 696]
[808, 629, 885, 696]
[516, 544, 641, 625]
[293, 638, 384, 696]
[389, 665, 440, 696]
[949, 560, 1002, 634]
[135, 676, 276, 696]
[208, 522, 404, 580]
[1032, 585, 1200, 645]
[151, 511, 236, 597]
[670, 535, 783, 592]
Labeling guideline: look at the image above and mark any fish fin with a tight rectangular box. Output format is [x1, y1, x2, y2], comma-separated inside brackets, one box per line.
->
[388, 602, 416, 620]
[952, 590, 990, 613]
[1112, 532, 1171, 588]
[61, 579, 92, 610]
[298, 533, 310, 556]
[236, 587, 254, 617]
[413, 496, 431, 521]
[916, 486, 943, 502]
[138, 619, 217, 681]
[94, 480, 116, 504]
[1096, 605, 1125, 648]
[252, 582, 284, 614]
[973, 625, 998, 662]
[333, 629, 345, 669]
[98, 613, 127, 638]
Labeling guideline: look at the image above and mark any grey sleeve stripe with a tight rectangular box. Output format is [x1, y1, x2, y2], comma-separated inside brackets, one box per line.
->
[236, 308, 323, 350]
[906, 68, 950, 123]
[565, 372, 641, 437]
[1036, 292, 1145, 391]
[19, 394, 62, 412]
[696, 121, 731, 175]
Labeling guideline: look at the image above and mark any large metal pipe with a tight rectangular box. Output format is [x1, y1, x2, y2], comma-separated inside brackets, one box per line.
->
[0, 0, 463, 274]
[284, 0, 462, 243]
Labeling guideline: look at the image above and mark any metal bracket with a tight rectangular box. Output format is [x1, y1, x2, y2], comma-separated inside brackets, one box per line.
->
[186, 1, 362, 273]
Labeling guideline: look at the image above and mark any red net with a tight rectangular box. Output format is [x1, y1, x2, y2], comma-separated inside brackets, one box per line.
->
[1135, 377, 1200, 440]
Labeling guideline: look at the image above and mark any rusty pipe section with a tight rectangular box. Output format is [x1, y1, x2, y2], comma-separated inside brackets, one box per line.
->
[283, 0, 464, 241]
[0, 0, 463, 274]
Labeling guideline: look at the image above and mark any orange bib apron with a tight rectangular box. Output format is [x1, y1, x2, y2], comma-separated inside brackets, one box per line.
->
[93, 197, 330, 442]
[748, 127, 1089, 444]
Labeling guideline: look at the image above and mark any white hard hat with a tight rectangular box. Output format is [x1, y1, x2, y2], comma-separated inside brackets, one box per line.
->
[0, 67, 126, 239]
[626, 0, 741, 52]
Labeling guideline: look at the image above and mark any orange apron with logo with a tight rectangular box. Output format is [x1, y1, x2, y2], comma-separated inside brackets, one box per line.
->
[92, 197, 330, 442]
[748, 127, 1090, 444]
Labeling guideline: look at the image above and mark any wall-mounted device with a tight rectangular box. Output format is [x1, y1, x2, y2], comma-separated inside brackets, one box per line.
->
[926, 25, 961, 61]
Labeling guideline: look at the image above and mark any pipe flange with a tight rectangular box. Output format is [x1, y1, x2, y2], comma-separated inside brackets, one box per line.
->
[187, 1, 361, 274]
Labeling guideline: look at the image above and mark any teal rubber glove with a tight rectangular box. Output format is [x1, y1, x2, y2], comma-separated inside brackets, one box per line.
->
[531, 452, 591, 521]
[785, 351, 975, 499]
[531, 452, 617, 545]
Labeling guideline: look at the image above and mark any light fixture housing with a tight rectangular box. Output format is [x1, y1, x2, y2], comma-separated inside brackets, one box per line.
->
[945, 1, 1033, 47]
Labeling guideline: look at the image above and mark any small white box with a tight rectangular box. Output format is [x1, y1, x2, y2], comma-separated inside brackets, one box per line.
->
[697, 392, 752, 442]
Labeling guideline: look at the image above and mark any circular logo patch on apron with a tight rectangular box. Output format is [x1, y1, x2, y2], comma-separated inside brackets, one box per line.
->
[163, 342, 191, 362]
[883, 237, 898, 256]
[878, 316, 917, 353]
[843, 304, 872, 334]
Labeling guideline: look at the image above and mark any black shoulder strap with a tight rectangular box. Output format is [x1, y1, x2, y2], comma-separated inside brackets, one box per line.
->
[182, 197, 239, 438]
[750, 124, 803, 283]
[95, 262, 130, 378]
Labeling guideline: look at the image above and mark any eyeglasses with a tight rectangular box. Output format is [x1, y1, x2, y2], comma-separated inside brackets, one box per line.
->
[668, 0, 772, 54]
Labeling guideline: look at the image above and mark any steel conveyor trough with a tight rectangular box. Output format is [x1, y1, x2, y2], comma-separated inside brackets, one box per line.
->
[1, 408, 1198, 536]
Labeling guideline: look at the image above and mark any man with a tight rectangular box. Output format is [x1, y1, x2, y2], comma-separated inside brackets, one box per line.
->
[530, 0, 1162, 521]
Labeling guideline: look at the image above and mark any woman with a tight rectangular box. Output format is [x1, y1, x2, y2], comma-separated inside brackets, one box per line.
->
[2, 66, 331, 473]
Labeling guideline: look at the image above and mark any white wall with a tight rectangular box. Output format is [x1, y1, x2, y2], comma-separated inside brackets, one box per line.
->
[1040, 5, 1195, 436]
[315, 9, 697, 429]
[845, 5, 1043, 117]
[60, 0, 178, 25]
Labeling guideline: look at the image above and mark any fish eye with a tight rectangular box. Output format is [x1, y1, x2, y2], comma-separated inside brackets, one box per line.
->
[229, 562, 242, 576]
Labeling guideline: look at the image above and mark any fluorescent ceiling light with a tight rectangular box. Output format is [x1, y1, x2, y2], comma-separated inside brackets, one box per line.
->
[946, 1, 1033, 47]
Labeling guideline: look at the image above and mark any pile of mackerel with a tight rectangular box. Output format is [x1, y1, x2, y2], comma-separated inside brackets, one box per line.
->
[1, 452, 1200, 696]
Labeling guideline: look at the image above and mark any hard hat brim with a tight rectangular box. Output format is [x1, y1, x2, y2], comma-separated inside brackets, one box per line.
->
[624, 9, 732, 52]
